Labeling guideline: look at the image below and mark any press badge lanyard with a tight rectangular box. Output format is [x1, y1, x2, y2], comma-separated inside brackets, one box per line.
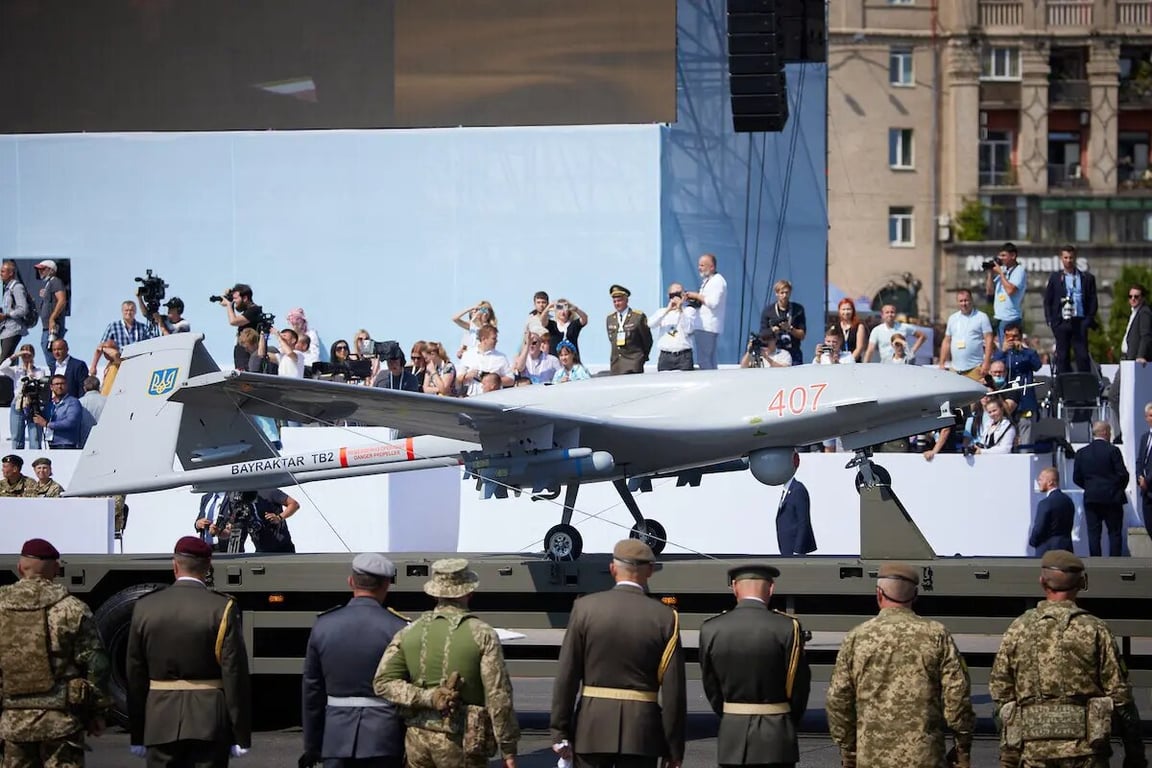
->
[616, 312, 627, 346]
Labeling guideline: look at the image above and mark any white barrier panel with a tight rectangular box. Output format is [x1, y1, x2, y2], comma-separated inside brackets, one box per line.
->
[1118, 360, 1152, 541]
[0, 497, 114, 554]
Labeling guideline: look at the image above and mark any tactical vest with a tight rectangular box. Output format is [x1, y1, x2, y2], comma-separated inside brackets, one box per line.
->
[0, 582, 75, 710]
[399, 609, 485, 707]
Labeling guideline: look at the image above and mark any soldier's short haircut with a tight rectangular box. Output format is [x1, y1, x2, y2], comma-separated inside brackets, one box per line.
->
[18, 556, 56, 579]
[174, 553, 210, 576]
[351, 572, 386, 590]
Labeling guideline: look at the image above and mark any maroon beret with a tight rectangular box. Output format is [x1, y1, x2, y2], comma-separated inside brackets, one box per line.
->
[174, 536, 213, 559]
[20, 538, 60, 560]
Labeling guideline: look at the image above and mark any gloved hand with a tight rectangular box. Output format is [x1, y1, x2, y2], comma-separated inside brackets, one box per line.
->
[298, 750, 321, 768]
[429, 671, 463, 714]
[947, 743, 971, 768]
[129, 745, 147, 758]
[841, 750, 857, 768]
[231, 745, 249, 758]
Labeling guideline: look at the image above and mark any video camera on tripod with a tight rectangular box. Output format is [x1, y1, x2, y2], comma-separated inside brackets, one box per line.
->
[135, 269, 169, 317]
[18, 376, 47, 419]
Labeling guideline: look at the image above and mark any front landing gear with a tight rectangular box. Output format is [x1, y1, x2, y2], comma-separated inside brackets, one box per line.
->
[544, 524, 582, 560]
[845, 448, 891, 493]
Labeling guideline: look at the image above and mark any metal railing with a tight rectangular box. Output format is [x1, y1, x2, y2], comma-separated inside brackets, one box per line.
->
[979, 0, 1023, 26]
[1117, 0, 1152, 27]
[1048, 79, 1090, 105]
[979, 169, 1018, 187]
[1046, 0, 1093, 26]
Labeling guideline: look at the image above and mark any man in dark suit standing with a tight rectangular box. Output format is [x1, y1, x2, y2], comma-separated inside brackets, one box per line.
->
[1134, 402, 1152, 533]
[301, 553, 408, 768]
[606, 285, 653, 375]
[127, 536, 252, 766]
[1073, 422, 1131, 556]
[551, 539, 686, 768]
[1043, 245, 1098, 375]
[1109, 284, 1152, 443]
[44, 338, 89, 399]
[699, 564, 811, 768]
[776, 476, 817, 556]
[1030, 467, 1075, 555]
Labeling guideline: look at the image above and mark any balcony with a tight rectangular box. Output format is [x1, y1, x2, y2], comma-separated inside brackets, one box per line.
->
[980, 81, 1022, 107]
[1119, 78, 1152, 107]
[979, 168, 1019, 188]
[1118, 1, 1152, 27]
[979, 0, 1023, 27]
[1049, 163, 1089, 189]
[1046, 0, 1093, 27]
[1048, 79, 1091, 106]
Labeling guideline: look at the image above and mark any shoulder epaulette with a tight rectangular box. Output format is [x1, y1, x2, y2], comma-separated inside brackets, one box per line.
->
[701, 611, 727, 624]
[317, 604, 344, 617]
[387, 606, 412, 623]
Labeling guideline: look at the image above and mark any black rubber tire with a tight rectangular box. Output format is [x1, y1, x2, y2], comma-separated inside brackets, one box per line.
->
[854, 464, 893, 492]
[544, 524, 583, 561]
[630, 519, 668, 555]
[92, 583, 167, 727]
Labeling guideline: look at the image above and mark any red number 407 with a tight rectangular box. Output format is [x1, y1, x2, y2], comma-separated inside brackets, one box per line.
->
[767, 383, 827, 417]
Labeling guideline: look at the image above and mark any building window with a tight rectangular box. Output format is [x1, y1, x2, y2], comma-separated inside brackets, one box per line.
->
[889, 129, 914, 169]
[889, 207, 914, 246]
[978, 131, 1014, 186]
[889, 48, 914, 86]
[981, 47, 1020, 81]
[888, 0, 914, 4]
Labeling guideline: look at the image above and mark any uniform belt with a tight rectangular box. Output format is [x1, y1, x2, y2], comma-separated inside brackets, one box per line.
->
[327, 696, 389, 708]
[581, 686, 658, 703]
[149, 679, 224, 691]
[659, 348, 692, 355]
[723, 701, 791, 716]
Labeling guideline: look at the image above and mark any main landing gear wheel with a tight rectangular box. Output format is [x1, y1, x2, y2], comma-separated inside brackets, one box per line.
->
[544, 524, 583, 561]
[629, 518, 667, 555]
[853, 463, 891, 492]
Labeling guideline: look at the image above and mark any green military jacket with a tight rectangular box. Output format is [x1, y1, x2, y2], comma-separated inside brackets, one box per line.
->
[27, 478, 65, 498]
[0, 475, 35, 497]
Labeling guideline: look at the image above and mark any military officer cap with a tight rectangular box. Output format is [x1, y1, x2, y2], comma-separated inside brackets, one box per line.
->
[174, 535, 213, 559]
[352, 552, 396, 580]
[877, 562, 920, 586]
[2, 454, 23, 469]
[21, 538, 59, 560]
[424, 558, 479, 598]
[31, 457, 51, 468]
[1041, 549, 1084, 574]
[728, 563, 780, 582]
[609, 284, 631, 298]
[612, 539, 655, 566]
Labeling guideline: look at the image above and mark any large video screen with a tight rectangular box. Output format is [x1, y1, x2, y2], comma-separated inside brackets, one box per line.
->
[0, 0, 675, 132]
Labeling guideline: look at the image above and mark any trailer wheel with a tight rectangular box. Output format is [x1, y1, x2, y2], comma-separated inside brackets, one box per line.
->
[93, 583, 166, 727]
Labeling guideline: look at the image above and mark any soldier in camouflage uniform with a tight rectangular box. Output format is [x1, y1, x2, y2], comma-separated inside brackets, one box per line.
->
[0, 538, 110, 767]
[826, 562, 974, 768]
[989, 550, 1147, 768]
[26, 458, 63, 498]
[0, 455, 34, 497]
[373, 559, 519, 768]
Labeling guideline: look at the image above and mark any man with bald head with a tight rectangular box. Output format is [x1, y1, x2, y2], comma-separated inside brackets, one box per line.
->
[0, 538, 110, 766]
[1072, 421, 1129, 556]
[699, 564, 810, 767]
[826, 563, 974, 768]
[990, 551, 1145, 768]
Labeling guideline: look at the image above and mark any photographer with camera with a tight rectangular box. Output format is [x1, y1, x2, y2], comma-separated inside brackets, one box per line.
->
[90, 300, 158, 374]
[759, 280, 807, 366]
[32, 374, 82, 449]
[683, 253, 727, 369]
[213, 489, 300, 554]
[813, 326, 855, 365]
[213, 283, 264, 370]
[1043, 245, 1098, 375]
[1, 343, 47, 449]
[967, 396, 1016, 455]
[138, 295, 189, 336]
[258, 325, 304, 379]
[740, 331, 791, 368]
[650, 282, 698, 371]
[983, 242, 1026, 343]
[372, 342, 421, 391]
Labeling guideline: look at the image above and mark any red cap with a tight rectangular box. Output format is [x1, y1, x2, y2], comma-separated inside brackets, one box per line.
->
[174, 536, 213, 559]
[20, 538, 60, 560]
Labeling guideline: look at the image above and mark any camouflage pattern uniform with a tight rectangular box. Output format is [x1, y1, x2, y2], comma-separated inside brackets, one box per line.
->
[0, 577, 111, 768]
[826, 606, 974, 768]
[25, 479, 64, 498]
[990, 599, 1142, 768]
[0, 475, 33, 497]
[373, 603, 519, 768]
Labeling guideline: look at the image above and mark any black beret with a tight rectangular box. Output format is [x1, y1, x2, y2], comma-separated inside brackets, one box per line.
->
[2, 454, 23, 469]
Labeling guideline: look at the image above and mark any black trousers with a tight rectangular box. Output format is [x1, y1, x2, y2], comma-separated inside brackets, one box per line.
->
[1052, 318, 1090, 375]
[657, 349, 694, 371]
[0, 335, 20, 361]
[576, 755, 658, 768]
[1142, 492, 1152, 534]
[1084, 502, 1125, 556]
[147, 740, 231, 768]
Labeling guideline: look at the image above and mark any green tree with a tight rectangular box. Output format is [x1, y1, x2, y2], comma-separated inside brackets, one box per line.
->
[1088, 264, 1152, 363]
[952, 198, 987, 242]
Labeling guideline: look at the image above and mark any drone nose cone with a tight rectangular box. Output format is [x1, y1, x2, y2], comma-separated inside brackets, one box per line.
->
[933, 369, 989, 409]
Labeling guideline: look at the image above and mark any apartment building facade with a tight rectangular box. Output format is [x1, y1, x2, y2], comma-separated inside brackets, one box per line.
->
[829, 0, 1152, 337]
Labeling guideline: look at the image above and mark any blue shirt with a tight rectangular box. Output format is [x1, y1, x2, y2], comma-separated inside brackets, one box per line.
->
[1062, 273, 1084, 318]
[99, 319, 158, 348]
[993, 264, 1026, 322]
[45, 395, 82, 447]
[945, 309, 993, 372]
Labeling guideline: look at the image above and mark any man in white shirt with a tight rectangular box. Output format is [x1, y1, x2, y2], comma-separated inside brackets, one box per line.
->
[813, 329, 855, 365]
[460, 326, 514, 396]
[650, 283, 699, 372]
[684, 253, 727, 370]
[863, 304, 926, 363]
[513, 331, 562, 384]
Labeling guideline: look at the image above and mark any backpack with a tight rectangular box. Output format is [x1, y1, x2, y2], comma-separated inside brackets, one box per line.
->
[6, 282, 38, 328]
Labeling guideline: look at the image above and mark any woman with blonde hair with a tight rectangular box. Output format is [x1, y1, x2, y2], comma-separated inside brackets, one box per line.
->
[421, 342, 457, 396]
[452, 301, 497, 359]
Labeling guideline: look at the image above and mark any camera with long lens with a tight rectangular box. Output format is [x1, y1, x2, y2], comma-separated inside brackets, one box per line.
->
[19, 377, 46, 420]
[222, 491, 258, 553]
[746, 333, 765, 368]
[208, 290, 228, 304]
[1060, 295, 1074, 321]
[255, 313, 276, 335]
[135, 269, 168, 316]
[981, 258, 1000, 271]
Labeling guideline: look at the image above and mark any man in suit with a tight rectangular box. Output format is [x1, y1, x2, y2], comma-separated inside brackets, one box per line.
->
[699, 564, 811, 767]
[776, 476, 817, 556]
[301, 553, 408, 768]
[1073, 421, 1131, 556]
[1030, 467, 1075, 555]
[551, 539, 686, 768]
[606, 285, 653, 375]
[45, 338, 89, 399]
[127, 536, 252, 766]
[1133, 402, 1152, 533]
[1043, 245, 1098, 375]
[1109, 283, 1152, 443]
